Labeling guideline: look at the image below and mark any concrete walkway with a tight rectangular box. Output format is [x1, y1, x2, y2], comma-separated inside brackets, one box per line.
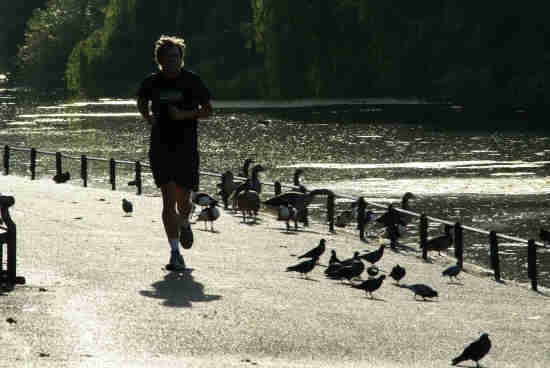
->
[0, 175, 548, 367]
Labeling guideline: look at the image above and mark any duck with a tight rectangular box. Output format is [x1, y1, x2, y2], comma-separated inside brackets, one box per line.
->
[236, 187, 260, 223]
[423, 224, 453, 255]
[197, 200, 221, 231]
[278, 204, 298, 231]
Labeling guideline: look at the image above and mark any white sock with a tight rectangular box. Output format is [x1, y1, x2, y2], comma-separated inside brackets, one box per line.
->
[169, 238, 179, 252]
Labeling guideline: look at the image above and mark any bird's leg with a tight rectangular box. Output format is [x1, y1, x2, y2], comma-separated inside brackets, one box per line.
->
[286, 220, 290, 231]
[210, 222, 214, 232]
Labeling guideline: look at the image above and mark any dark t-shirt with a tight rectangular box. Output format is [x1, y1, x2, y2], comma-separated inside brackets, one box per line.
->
[137, 69, 211, 146]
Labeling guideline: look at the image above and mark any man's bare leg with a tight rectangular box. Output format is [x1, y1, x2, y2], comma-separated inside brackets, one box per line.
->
[161, 181, 185, 268]
[176, 185, 194, 249]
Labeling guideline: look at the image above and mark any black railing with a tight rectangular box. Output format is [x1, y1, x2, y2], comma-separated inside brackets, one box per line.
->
[1, 143, 547, 291]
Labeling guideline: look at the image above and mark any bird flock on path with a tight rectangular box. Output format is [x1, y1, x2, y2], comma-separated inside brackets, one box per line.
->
[111, 162, 512, 367]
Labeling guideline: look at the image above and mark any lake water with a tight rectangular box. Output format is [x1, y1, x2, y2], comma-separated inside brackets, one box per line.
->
[1, 88, 549, 287]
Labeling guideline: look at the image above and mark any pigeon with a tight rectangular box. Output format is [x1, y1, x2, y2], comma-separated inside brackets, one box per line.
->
[360, 244, 385, 264]
[423, 224, 453, 255]
[452, 333, 491, 367]
[197, 200, 221, 231]
[389, 264, 406, 284]
[122, 198, 133, 214]
[539, 228, 550, 243]
[327, 253, 364, 283]
[352, 275, 385, 298]
[297, 239, 326, 259]
[328, 249, 340, 265]
[286, 255, 319, 278]
[404, 283, 438, 300]
[52, 171, 70, 183]
[442, 264, 462, 281]
[366, 265, 380, 277]
[193, 192, 216, 207]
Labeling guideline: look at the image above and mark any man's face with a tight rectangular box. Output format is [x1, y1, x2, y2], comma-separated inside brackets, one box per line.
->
[159, 45, 182, 73]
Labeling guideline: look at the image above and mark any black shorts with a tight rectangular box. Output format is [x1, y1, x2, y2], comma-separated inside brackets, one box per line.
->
[149, 143, 199, 190]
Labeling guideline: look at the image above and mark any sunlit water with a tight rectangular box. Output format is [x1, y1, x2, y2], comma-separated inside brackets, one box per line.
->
[1, 89, 549, 287]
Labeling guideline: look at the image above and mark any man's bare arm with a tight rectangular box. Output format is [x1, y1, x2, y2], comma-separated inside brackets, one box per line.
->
[137, 97, 155, 125]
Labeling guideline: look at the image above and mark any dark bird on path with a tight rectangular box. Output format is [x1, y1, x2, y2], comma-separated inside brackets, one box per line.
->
[360, 244, 385, 264]
[423, 224, 453, 255]
[277, 204, 298, 231]
[451, 333, 491, 367]
[366, 265, 380, 277]
[298, 239, 326, 259]
[249, 164, 265, 194]
[264, 189, 333, 212]
[327, 253, 364, 283]
[328, 249, 340, 265]
[239, 158, 254, 178]
[442, 264, 462, 281]
[122, 198, 133, 214]
[286, 255, 319, 278]
[193, 192, 217, 207]
[236, 188, 260, 223]
[539, 228, 550, 243]
[6, 317, 16, 324]
[352, 275, 385, 298]
[375, 192, 416, 226]
[52, 171, 70, 183]
[197, 200, 221, 231]
[389, 264, 406, 284]
[404, 283, 438, 300]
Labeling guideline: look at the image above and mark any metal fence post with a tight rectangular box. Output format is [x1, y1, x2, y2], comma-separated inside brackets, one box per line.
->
[489, 231, 501, 282]
[81, 155, 88, 187]
[30, 148, 37, 180]
[109, 158, 116, 190]
[454, 222, 463, 268]
[135, 161, 142, 195]
[55, 152, 62, 176]
[527, 239, 538, 291]
[3, 145, 10, 175]
[420, 214, 428, 260]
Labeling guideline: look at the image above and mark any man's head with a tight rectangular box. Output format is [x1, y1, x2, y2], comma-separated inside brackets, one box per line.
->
[154, 35, 186, 73]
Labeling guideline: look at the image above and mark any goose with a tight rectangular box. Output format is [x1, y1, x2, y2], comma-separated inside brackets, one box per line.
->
[264, 188, 333, 222]
[277, 204, 298, 231]
[424, 224, 453, 255]
[375, 192, 416, 227]
[197, 200, 221, 231]
[217, 171, 242, 209]
[236, 188, 260, 223]
[239, 158, 254, 178]
[249, 164, 265, 194]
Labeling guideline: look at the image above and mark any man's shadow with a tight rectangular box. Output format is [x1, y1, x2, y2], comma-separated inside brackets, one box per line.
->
[140, 269, 221, 308]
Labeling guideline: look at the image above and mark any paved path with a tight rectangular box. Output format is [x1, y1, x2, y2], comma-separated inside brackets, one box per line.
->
[0, 175, 548, 367]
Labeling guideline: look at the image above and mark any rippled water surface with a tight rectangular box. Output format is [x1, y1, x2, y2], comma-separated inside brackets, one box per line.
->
[1, 90, 549, 286]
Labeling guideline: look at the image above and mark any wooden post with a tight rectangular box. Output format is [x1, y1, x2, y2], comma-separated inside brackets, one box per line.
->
[527, 239, 538, 291]
[454, 222, 463, 268]
[109, 158, 116, 190]
[135, 161, 142, 195]
[293, 169, 302, 186]
[489, 231, 501, 282]
[3, 145, 9, 175]
[55, 152, 62, 176]
[80, 155, 88, 187]
[274, 181, 281, 196]
[357, 197, 366, 241]
[420, 214, 428, 260]
[327, 193, 335, 233]
[30, 148, 37, 180]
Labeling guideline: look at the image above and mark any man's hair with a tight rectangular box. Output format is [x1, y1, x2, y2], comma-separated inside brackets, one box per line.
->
[154, 35, 186, 67]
